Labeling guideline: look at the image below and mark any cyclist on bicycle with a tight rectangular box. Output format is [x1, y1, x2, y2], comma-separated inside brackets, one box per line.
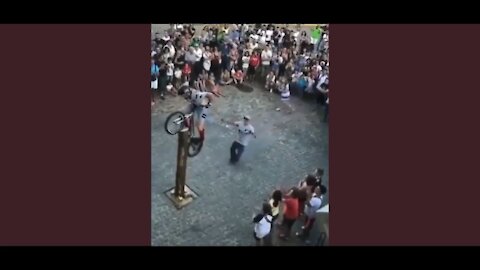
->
[177, 85, 215, 144]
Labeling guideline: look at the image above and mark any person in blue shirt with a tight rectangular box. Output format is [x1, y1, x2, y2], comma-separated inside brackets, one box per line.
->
[230, 29, 240, 43]
[151, 58, 159, 105]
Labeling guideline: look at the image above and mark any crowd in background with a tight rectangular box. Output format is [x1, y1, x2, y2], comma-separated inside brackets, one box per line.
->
[151, 24, 329, 121]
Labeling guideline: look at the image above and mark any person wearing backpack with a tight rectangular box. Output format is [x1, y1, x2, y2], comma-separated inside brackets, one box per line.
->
[253, 203, 273, 246]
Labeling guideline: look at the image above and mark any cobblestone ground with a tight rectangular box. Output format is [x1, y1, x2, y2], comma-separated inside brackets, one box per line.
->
[151, 82, 329, 246]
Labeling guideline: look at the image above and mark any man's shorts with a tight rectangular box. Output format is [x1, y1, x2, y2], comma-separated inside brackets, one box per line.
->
[183, 103, 208, 126]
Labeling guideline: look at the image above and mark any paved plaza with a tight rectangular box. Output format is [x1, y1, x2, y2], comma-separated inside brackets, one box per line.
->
[151, 81, 329, 246]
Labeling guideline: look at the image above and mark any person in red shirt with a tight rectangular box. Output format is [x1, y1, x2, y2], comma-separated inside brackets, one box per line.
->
[247, 51, 260, 82]
[182, 63, 192, 82]
[279, 187, 300, 240]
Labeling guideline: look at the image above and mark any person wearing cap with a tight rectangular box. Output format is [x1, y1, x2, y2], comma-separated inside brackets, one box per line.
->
[224, 115, 256, 164]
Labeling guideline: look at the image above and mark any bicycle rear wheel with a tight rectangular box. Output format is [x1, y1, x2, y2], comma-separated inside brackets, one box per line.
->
[187, 141, 203, 157]
[164, 111, 185, 135]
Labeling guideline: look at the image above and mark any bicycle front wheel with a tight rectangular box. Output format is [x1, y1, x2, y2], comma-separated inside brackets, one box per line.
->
[164, 111, 186, 135]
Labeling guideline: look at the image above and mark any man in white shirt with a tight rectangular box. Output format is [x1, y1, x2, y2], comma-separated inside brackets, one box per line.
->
[224, 115, 256, 164]
[260, 45, 273, 77]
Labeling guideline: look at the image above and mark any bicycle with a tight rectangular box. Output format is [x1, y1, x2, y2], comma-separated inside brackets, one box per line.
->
[164, 104, 207, 158]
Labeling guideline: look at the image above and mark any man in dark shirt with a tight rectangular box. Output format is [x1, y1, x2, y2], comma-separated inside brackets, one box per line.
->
[158, 63, 168, 100]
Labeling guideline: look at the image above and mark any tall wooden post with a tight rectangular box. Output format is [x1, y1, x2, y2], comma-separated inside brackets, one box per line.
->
[174, 128, 189, 199]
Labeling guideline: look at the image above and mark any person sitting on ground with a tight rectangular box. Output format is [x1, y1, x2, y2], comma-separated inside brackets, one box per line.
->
[232, 67, 244, 84]
[265, 71, 276, 93]
[253, 203, 273, 246]
[220, 69, 233, 85]
[278, 77, 290, 100]
[166, 82, 177, 96]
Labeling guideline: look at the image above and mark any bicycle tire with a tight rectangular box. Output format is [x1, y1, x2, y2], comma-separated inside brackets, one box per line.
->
[187, 141, 203, 157]
[164, 111, 186, 135]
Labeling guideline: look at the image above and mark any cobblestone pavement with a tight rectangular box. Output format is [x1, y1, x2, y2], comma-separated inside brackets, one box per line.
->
[151, 81, 329, 246]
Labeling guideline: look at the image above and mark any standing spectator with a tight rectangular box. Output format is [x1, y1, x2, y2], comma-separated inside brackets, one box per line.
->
[269, 190, 283, 224]
[151, 58, 159, 106]
[182, 62, 192, 82]
[224, 115, 256, 164]
[265, 70, 276, 93]
[166, 58, 174, 84]
[261, 44, 273, 78]
[173, 66, 182, 89]
[247, 51, 260, 82]
[192, 43, 203, 80]
[230, 28, 240, 43]
[153, 32, 162, 47]
[202, 46, 212, 75]
[253, 203, 273, 246]
[323, 88, 329, 122]
[164, 40, 175, 59]
[241, 51, 250, 78]
[211, 46, 222, 82]
[285, 60, 295, 80]
[310, 25, 322, 52]
[161, 47, 171, 63]
[296, 185, 327, 239]
[279, 187, 300, 240]
[299, 31, 309, 53]
[265, 26, 274, 44]
[174, 46, 186, 68]
[271, 53, 280, 77]
[158, 62, 168, 100]
[185, 47, 197, 66]
[314, 168, 324, 186]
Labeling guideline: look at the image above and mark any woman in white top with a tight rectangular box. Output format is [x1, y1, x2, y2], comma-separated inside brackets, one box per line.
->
[173, 67, 182, 88]
[253, 203, 273, 246]
[241, 51, 250, 73]
[265, 27, 273, 43]
[202, 46, 212, 73]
